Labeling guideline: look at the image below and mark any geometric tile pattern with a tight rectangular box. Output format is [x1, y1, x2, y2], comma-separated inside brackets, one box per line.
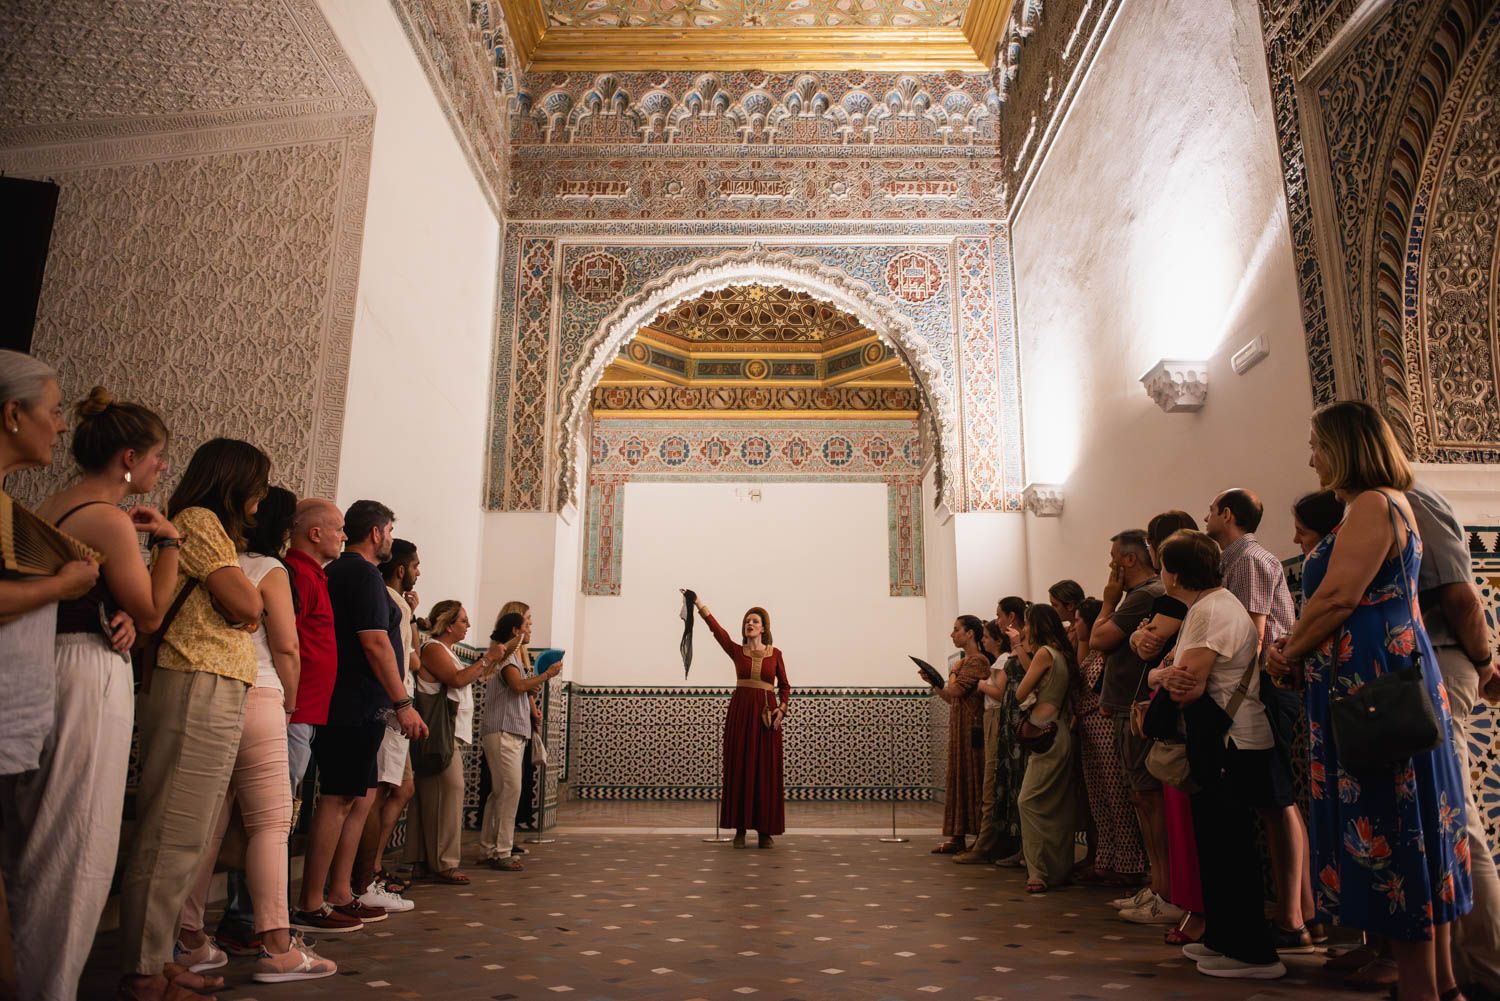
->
[80, 832, 1356, 1000]
[566, 686, 937, 800]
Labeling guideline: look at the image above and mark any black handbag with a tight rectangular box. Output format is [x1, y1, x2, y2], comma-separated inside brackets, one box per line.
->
[1330, 654, 1441, 774]
[1327, 498, 1443, 775]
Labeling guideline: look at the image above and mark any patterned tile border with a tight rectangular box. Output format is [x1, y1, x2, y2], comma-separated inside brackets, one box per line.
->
[566, 685, 938, 801]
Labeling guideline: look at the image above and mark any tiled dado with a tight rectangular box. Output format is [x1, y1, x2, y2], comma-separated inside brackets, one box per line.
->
[565, 685, 938, 801]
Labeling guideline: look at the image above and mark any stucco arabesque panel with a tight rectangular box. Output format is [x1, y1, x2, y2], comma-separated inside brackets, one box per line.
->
[1412, 10, 1500, 457]
[0, 0, 374, 503]
[553, 247, 964, 514]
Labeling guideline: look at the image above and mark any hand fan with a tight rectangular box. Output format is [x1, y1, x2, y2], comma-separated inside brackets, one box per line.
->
[0, 490, 105, 576]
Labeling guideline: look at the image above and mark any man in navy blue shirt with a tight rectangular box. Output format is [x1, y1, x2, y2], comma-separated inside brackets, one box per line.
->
[292, 500, 427, 934]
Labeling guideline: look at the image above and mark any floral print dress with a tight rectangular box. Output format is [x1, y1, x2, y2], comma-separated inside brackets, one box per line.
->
[1301, 492, 1473, 940]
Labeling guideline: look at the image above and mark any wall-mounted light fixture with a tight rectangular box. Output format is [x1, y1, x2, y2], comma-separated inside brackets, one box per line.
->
[1022, 482, 1065, 517]
[1140, 359, 1209, 413]
[1230, 336, 1269, 375]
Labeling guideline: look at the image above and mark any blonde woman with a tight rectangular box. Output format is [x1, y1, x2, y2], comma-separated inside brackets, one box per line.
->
[406, 601, 497, 884]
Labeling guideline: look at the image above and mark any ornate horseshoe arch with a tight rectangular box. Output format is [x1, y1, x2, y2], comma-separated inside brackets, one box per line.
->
[554, 247, 960, 512]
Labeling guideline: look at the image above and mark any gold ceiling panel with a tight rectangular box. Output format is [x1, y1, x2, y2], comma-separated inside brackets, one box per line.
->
[650, 284, 871, 343]
[498, 0, 1011, 72]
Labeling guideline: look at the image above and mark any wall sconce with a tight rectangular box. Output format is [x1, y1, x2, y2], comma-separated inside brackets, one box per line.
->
[1022, 482, 1065, 517]
[1140, 359, 1209, 413]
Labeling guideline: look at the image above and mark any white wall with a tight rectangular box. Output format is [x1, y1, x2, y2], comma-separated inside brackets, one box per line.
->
[318, 0, 500, 617]
[1012, 0, 1316, 597]
[577, 481, 928, 687]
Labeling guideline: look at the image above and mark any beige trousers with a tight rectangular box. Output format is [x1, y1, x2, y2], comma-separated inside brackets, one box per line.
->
[479, 731, 528, 859]
[406, 748, 465, 872]
[967, 707, 1006, 858]
[118, 668, 248, 975]
[1, 635, 134, 1001]
[1435, 645, 1500, 992]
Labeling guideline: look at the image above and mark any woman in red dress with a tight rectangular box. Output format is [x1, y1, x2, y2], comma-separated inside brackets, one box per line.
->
[691, 594, 792, 848]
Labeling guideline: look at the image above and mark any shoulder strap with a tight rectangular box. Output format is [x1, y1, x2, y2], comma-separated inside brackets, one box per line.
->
[159, 578, 198, 640]
[1378, 490, 1416, 606]
[1222, 652, 1260, 721]
[55, 499, 114, 528]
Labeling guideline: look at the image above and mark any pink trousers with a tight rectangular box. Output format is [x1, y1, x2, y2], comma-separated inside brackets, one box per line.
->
[180, 687, 292, 934]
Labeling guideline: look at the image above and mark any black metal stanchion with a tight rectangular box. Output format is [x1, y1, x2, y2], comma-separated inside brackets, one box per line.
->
[880, 720, 909, 843]
[524, 678, 557, 845]
[703, 720, 734, 843]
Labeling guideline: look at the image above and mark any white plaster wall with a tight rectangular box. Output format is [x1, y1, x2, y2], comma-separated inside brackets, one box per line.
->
[577, 481, 928, 687]
[953, 513, 1030, 618]
[1012, 0, 1316, 597]
[318, 0, 500, 617]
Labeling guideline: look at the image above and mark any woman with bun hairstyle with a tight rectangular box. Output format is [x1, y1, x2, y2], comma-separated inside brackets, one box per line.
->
[7, 387, 173, 1001]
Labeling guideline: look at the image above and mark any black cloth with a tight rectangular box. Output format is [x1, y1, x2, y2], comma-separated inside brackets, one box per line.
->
[325, 552, 404, 726]
[311, 721, 385, 796]
[1190, 744, 1280, 966]
[1141, 594, 1188, 669]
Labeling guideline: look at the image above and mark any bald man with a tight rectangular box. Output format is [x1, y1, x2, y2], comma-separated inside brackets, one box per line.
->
[285, 499, 346, 792]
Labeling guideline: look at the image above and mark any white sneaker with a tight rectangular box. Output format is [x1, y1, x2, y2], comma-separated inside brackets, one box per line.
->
[1181, 943, 1223, 961]
[1195, 955, 1286, 979]
[359, 880, 414, 913]
[1119, 897, 1185, 924]
[1109, 886, 1155, 910]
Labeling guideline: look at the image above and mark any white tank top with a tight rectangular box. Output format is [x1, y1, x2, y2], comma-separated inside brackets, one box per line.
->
[239, 553, 286, 692]
[418, 639, 475, 745]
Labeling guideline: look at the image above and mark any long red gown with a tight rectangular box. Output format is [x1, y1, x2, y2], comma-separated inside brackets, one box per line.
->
[702, 611, 792, 835]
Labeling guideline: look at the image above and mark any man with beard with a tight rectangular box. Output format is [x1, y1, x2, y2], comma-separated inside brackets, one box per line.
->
[350, 539, 423, 913]
[292, 501, 426, 934]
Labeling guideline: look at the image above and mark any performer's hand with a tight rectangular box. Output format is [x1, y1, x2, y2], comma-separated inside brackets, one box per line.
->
[772, 707, 784, 729]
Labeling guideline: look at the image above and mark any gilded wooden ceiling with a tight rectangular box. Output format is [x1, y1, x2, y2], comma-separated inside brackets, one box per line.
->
[499, 0, 1011, 71]
[594, 283, 917, 418]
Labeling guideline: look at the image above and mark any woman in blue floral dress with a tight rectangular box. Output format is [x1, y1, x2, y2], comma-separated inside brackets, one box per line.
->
[1270, 402, 1472, 1001]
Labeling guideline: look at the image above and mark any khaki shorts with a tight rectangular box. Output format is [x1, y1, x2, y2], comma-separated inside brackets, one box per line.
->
[1113, 710, 1160, 793]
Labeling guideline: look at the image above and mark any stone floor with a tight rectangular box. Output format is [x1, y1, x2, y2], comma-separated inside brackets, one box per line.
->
[83, 822, 1367, 1001]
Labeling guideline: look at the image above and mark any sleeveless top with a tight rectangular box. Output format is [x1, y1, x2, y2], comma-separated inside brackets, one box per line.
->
[53, 500, 114, 636]
[240, 553, 286, 691]
[417, 639, 475, 745]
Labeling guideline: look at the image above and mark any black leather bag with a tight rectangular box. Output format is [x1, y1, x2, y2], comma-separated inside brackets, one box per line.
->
[1330, 654, 1441, 774]
[411, 685, 457, 777]
[1327, 496, 1443, 774]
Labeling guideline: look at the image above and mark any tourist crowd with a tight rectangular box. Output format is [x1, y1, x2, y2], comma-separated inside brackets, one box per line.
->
[932, 399, 1498, 1001]
[0, 351, 561, 1001]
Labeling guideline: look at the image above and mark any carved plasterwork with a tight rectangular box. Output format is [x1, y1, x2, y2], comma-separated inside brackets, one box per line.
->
[388, 0, 517, 215]
[994, 0, 1125, 219]
[1259, 0, 1500, 460]
[0, 0, 374, 501]
[648, 284, 871, 341]
[1140, 360, 1209, 414]
[555, 248, 960, 512]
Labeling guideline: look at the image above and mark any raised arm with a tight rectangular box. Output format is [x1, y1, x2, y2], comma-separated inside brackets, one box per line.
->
[697, 602, 741, 659]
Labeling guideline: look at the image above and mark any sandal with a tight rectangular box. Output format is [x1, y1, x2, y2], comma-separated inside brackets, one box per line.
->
[1343, 958, 1398, 991]
[1324, 946, 1379, 972]
[931, 840, 965, 855]
[376, 869, 410, 894]
[1163, 927, 1200, 946]
[433, 868, 470, 885]
[1025, 881, 1047, 894]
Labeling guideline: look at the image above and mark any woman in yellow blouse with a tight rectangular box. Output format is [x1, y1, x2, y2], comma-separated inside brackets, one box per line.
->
[116, 437, 270, 1001]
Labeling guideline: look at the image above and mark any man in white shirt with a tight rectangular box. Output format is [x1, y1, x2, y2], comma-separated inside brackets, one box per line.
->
[351, 539, 423, 913]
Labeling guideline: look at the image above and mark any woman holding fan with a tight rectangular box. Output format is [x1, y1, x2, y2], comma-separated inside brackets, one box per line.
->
[687, 591, 791, 848]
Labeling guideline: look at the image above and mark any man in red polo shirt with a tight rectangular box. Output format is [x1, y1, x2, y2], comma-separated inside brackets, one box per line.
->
[286, 498, 345, 796]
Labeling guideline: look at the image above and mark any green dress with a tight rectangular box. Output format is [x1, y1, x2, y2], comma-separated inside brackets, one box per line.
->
[1017, 645, 1080, 887]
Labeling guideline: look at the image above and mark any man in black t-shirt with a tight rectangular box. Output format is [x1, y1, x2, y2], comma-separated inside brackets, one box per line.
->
[292, 500, 427, 935]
